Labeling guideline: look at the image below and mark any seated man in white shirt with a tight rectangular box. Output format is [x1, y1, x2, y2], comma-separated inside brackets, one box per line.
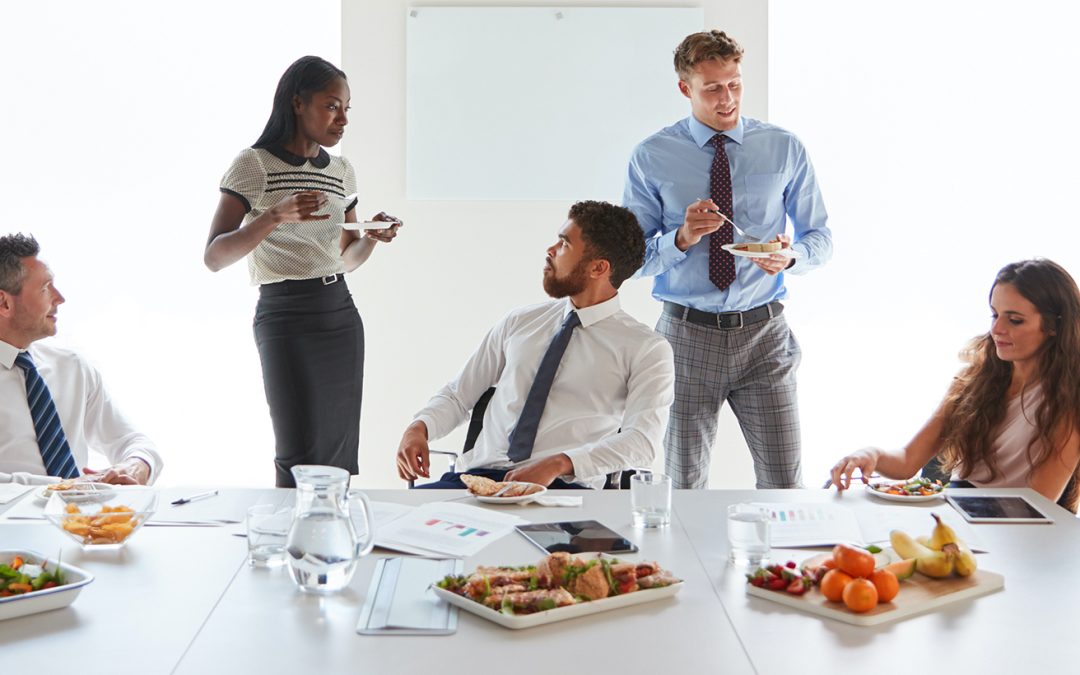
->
[396, 201, 675, 489]
[0, 234, 162, 485]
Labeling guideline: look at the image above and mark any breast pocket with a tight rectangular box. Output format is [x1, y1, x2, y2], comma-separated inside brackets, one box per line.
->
[742, 173, 787, 228]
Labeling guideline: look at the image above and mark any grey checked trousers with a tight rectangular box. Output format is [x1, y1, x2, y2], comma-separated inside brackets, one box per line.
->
[657, 309, 803, 489]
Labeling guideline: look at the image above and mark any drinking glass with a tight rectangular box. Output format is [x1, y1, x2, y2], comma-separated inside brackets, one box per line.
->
[631, 472, 672, 528]
[727, 503, 770, 565]
[246, 505, 290, 567]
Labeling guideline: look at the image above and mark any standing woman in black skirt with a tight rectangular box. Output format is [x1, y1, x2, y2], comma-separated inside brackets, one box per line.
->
[204, 56, 400, 487]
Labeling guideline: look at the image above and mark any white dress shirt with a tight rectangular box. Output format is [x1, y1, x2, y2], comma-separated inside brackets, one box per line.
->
[414, 295, 675, 489]
[0, 339, 162, 484]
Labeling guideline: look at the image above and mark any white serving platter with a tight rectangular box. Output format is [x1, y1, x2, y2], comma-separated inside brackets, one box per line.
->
[432, 580, 683, 629]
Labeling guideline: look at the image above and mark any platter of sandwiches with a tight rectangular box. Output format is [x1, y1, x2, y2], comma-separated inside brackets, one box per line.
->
[432, 551, 682, 629]
[722, 242, 799, 259]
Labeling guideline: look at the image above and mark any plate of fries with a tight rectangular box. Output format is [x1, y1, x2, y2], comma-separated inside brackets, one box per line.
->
[43, 487, 157, 549]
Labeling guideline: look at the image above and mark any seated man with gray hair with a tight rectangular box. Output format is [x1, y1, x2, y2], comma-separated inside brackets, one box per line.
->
[0, 233, 162, 485]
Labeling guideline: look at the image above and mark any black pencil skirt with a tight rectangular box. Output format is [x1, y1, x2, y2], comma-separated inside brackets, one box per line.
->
[253, 275, 364, 487]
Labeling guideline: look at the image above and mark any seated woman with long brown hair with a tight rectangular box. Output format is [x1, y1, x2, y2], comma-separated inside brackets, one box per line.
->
[830, 259, 1080, 512]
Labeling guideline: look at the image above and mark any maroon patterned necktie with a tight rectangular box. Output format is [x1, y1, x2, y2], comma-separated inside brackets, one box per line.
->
[708, 134, 736, 290]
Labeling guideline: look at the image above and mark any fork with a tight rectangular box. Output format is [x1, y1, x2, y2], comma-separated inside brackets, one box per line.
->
[706, 209, 750, 238]
[491, 483, 515, 498]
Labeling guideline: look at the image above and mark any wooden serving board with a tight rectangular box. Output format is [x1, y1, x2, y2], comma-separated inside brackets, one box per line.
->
[746, 563, 1004, 627]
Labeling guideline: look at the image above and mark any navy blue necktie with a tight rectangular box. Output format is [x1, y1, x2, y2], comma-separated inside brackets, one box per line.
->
[507, 311, 581, 462]
[14, 352, 79, 479]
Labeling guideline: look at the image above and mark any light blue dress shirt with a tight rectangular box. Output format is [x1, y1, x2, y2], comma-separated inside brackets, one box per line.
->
[624, 115, 832, 313]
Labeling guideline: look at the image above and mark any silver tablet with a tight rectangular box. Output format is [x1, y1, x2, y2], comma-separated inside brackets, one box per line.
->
[946, 494, 1054, 523]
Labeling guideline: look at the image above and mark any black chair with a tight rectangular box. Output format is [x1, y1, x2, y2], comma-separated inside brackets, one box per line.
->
[408, 387, 635, 489]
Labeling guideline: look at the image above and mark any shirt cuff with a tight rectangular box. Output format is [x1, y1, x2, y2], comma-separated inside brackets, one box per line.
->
[656, 229, 688, 268]
[127, 451, 158, 485]
[561, 447, 595, 481]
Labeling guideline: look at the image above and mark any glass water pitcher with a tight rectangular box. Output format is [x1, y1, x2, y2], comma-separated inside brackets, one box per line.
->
[286, 465, 375, 593]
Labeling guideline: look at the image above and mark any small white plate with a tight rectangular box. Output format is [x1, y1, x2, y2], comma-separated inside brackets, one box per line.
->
[0, 550, 95, 621]
[474, 483, 547, 505]
[433, 578, 682, 629]
[722, 243, 800, 259]
[35, 482, 114, 505]
[341, 221, 398, 232]
[866, 482, 946, 503]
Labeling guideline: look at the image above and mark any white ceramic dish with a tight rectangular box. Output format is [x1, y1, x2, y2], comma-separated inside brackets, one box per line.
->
[432, 580, 682, 629]
[35, 482, 114, 505]
[0, 550, 95, 621]
[474, 483, 547, 505]
[866, 482, 946, 503]
[722, 243, 799, 259]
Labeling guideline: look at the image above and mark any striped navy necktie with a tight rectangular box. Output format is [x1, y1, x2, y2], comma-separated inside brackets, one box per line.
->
[14, 351, 79, 479]
[507, 310, 581, 463]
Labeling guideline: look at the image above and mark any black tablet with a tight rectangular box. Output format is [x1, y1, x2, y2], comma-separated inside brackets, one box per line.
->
[946, 494, 1054, 523]
[515, 520, 638, 555]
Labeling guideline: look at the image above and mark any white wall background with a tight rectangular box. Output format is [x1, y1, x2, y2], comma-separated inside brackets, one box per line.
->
[769, 0, 1080, 485]
[2, 0, 341, 488]
[3, 1, 1077, 491]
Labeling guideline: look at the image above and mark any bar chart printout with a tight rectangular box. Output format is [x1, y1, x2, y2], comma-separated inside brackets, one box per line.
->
[375, 502, 527, 557]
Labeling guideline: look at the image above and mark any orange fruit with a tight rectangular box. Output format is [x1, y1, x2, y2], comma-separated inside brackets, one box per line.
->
[869, 569, 900, 602]
[821, 558, 837, 570]
[842, 578, 879, 613]
[832, 544, 875, 578]
[820, 569, 853, 602]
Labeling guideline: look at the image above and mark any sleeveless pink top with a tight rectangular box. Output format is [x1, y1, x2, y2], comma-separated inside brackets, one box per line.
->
[953, 385, 1043, 488]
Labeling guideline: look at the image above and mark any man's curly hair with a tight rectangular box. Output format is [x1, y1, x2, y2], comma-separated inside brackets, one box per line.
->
[567, 201, 644, 289]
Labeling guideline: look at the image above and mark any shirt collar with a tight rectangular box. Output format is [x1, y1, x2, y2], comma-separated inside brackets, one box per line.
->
[688, 115, 744, 148]
[566, 294, 621, 328]
[264, 145, 331, 169]
[0, 338, 22, 369]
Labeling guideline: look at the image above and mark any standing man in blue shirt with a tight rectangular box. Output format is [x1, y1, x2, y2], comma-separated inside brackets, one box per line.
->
[624, 30, 832, 489]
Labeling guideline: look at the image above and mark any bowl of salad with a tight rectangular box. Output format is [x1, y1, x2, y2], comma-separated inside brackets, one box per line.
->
[0, 550, 94, 621]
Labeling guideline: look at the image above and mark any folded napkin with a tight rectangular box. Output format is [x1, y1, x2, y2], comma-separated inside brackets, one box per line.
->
[531, 495, 583, 507]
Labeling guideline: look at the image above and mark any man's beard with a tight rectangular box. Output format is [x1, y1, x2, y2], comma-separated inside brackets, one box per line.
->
[543, 258, 590, 298]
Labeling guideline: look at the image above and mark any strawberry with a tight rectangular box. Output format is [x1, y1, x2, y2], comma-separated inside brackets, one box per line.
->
[749, 576, 765, 587]
[785, 561, 797, 569]
[786, 578, 807, 595]
[766, 577, 787, 591]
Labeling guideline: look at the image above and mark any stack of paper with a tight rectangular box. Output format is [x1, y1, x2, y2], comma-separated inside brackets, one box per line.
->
[374, 501, 527, 558]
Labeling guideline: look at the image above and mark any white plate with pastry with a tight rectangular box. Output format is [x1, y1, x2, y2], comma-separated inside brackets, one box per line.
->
[460, 475, 547, 504]
[722, 242, 800, 259]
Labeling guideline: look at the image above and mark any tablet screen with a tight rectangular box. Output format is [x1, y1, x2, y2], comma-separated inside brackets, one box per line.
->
[948, 495, 1051, 521]
[516, 520, 638, 555]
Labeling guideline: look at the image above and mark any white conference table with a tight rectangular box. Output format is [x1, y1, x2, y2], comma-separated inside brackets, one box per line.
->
[1, 486, 1077, 673]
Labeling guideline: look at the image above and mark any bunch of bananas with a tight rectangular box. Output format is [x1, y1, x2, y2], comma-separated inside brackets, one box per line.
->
[889, 514, 978, 578]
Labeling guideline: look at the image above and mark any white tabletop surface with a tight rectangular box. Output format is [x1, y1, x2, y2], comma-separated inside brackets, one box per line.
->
[1, 486, 1077, 673]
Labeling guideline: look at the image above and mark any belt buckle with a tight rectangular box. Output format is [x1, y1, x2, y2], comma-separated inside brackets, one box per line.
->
[716, 311, 743, 329]
[321, 274, 339, 286]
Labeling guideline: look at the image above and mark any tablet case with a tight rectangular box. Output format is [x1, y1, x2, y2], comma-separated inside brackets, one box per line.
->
[357, 557, 462, 635]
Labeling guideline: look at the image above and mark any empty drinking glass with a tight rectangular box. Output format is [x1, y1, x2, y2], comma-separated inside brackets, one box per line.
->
[631, 472, 672, 528]
[727, 503, 770, 566]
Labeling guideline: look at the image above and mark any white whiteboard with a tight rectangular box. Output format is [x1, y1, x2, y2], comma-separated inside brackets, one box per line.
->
[406, 6, 704, 201]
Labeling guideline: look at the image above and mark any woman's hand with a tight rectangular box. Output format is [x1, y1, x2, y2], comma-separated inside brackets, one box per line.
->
[363, 212, 402, 243]
[830, 447, 882, 490]
[269, 191, 331, 223]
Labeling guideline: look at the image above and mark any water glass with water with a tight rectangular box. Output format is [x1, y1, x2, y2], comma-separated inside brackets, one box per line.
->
[631, 472, 672, 528]
[726, 503, 770, 565]
[246, 505, 290, 567]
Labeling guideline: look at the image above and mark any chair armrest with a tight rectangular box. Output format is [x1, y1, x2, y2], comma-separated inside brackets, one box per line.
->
[405, 449, 461, 489]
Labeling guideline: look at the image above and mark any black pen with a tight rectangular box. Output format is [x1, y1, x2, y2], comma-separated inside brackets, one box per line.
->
[170, 489, 219, 506]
